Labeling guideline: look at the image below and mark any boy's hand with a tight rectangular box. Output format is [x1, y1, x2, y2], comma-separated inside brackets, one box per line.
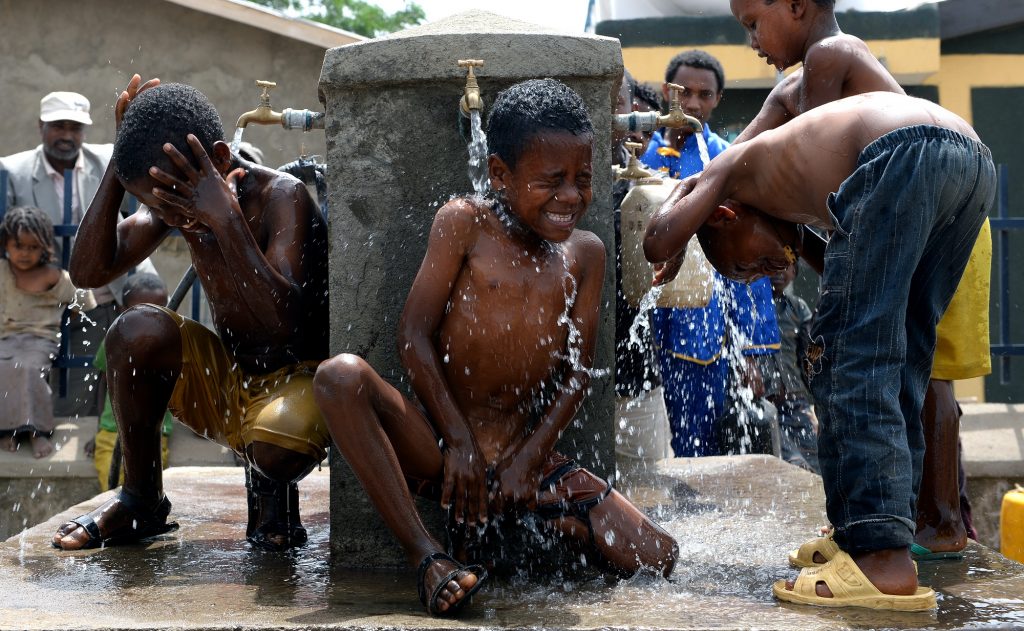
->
[440, 444, 489, 526]
[83, 438, 95, 459]
[653, 252, 685, 286]
[114, 74, 160, 132]
[150, 134, 245, 230]
[490, 457, 541, 514]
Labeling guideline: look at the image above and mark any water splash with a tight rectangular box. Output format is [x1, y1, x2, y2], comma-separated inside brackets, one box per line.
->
[467, 110, 489, 197]
[230, 127, 244, 154]
[554, 250, 609, 382]
[695, 131, 710, 168]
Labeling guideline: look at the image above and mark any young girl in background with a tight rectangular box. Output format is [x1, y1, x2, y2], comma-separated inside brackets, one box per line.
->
[0, 206, 94, 458]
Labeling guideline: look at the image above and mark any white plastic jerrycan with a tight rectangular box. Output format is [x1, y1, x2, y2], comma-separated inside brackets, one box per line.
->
[619, 177, 715, 309]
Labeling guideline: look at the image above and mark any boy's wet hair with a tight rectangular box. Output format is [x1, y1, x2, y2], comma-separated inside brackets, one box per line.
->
[113, 83, 225, 183]
[633, 82, 661, 111]
[487, 78, 594, 170]
[664, 50, 725, 94]
[122, 272, 167, 303]
[0, 206, 56, 263]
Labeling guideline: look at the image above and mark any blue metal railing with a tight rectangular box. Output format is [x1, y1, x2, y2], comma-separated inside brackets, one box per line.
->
[0, 168, 204, 397]
[989, 164, 1024, 384]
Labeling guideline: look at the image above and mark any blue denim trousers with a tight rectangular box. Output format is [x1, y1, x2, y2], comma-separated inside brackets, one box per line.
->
[809, 125, 995, 554]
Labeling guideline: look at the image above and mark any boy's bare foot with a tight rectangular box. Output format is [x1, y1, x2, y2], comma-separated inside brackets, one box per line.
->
[416, 552, 486, 616]
[784, 548, 919, 597]
[0, 434, 17, 452]
[30, 434, 54, 459]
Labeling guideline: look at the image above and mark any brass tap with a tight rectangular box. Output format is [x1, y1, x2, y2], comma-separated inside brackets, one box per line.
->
[614, 141, 660, 185]
[659, 82, 704, 133]
[236, 80, 283, 128]
[458, 59, 485, 116]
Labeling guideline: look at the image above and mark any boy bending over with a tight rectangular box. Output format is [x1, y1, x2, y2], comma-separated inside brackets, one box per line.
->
[314, 79, 678, 617]
[644, 92, 994, 611]
[52, 76, 330, 551]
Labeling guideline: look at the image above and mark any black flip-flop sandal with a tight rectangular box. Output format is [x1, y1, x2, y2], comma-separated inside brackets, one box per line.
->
[416, 551, 488, 617]
[53, 492, 178, 549]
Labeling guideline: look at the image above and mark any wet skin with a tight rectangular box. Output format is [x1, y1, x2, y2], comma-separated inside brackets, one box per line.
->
[53, 77, 328, 550]
[730, 0, 904, 144]
[916, 379, 969, 553]
[643, 92, 978, 268]
[314, 131, 677, 613]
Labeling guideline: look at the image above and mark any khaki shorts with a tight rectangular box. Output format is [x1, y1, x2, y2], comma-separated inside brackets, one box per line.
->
[155, 306, 330, 461]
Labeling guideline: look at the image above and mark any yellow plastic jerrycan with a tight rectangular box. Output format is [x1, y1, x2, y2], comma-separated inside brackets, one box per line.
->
[1001, 484, 1024, 563]
[619, 177, 715, 309]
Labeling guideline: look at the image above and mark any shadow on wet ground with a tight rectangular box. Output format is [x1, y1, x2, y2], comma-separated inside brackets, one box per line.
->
[2, 457, 1023, 630]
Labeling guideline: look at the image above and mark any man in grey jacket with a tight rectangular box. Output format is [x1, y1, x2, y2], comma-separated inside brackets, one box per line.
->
[1, 91, 158, 416]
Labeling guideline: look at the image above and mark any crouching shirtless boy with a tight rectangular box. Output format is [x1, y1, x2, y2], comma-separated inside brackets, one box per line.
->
[52, 76, 330, 551]
[314, 79, 678, 617]
[645, 92, 995, 611]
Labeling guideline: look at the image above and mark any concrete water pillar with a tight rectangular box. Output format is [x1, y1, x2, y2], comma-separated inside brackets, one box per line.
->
[318, 10, 622, 567]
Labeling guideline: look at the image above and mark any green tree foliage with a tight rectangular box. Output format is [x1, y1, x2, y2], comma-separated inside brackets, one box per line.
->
[250, 0, 425, 37]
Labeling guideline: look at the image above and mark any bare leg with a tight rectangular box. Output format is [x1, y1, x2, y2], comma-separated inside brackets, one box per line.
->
[313, 354, 479, 613]
[52, 305, 182, 549]
[0, 433, 16, 452]
[549, 491, 678, 578]
[915, 379, 967, 553]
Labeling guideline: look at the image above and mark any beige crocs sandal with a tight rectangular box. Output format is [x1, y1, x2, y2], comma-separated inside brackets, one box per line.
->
[788, 531, 840, 568]
[773, 550, 937, 612]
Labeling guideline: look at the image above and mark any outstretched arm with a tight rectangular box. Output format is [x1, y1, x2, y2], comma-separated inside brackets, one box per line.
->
[492, 233, 607, 511]
[398, 200, 488, 525]
[644, 149, 739, 264]
[732, 71, 800, 145]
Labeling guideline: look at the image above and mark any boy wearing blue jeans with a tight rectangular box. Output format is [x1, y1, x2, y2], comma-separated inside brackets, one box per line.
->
[644, 92, 994, 611]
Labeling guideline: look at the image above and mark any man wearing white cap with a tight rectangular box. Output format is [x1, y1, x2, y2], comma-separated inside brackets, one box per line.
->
[0, 91, 158, 416]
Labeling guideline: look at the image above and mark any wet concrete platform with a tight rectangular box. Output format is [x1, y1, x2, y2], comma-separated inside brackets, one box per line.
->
[2, 456, 1023, 630]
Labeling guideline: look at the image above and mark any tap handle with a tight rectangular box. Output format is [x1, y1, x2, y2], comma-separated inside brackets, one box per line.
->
[665, 82, 685, 111]
[458, 59, 484, 79]
[624, 141, 643, 159]
[255, 80, 277, 105]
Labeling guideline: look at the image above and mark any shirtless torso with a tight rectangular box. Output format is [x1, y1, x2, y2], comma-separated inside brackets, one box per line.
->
[415, 197, 603, 466]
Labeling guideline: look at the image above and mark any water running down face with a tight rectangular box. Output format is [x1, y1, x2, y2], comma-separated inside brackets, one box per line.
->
[489, 130, 594, 243]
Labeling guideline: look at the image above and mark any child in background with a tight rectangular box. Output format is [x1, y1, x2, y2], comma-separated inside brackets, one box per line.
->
[766, 263, 819, 473]
[87, 273, 173, 491]
[640, 49, 779, 457]
[0, 206, 94, 458]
